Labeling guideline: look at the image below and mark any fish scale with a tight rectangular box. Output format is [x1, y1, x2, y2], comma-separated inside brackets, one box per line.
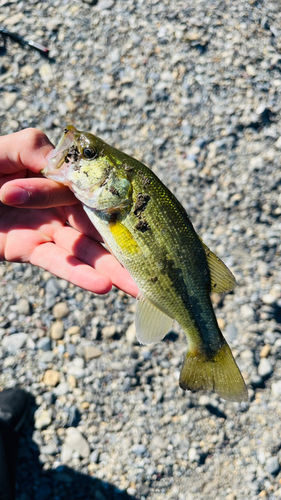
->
[43, 125, 248, 402]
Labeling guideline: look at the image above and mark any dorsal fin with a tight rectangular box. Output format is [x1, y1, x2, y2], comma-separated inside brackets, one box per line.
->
[201, 241, 236, 293]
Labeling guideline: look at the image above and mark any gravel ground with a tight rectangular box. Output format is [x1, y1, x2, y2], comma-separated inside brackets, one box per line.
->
[1, 0, 281, 499]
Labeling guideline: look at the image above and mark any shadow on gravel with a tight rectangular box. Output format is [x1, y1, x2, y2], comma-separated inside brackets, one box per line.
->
[16, 397, 138, 500]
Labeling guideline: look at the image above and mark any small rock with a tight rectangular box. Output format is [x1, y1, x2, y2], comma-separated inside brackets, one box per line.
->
[101, 324, 116, 339]
[17, 298, 31, 315]
[125, 322, 136, 343]
[188, 448, 199, 462]
[65, 428, 90, 458]
[240, 304, 255, 321]
[84, 346, 102, 360]
[261, 294, 276, 305]
[246, 64, 257, 76]
[37, 337, 52, 351]
[90, 449, 100, 463]
[271, 381, 281, 397]
[96, 0, 114, 9]
[260, 344, 270, 358]
[3, 92, 17, 110]
[53, 302, 69, 319]
[217, 317, 225, 329]
[43, 369, 60, 387]
[61, 443, 73, 464]
[2, 333, 28, 352]
[151, 436, 168, 450]
[258, 358, 273, 378]
[54, 382, 69, 396]
[68, 375, 77, 388]
[39, 64, 53, 84]
[225, 324, 238, 342]
[265, 456, 280, 475]
[67, 326, 80, 336]
[35, 409, 52, 430]
[249, 156, 264, 170]
[275, 137, 281, 150]
[198, 395, 211, 406]
[131, 444, 147, 455]
[40, 443, 58, 455]
[45, 278, 60, 295]
[50, 321, 64, 340]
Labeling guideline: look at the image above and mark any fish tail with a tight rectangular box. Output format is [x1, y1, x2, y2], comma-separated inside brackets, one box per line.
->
[179, 342, 248, 402]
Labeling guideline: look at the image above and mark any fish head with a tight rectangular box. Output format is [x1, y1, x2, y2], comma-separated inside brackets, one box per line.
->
[43, 125, 132, 212]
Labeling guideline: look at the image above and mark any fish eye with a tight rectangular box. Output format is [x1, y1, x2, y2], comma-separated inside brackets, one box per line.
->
[82, 147, 98, 159]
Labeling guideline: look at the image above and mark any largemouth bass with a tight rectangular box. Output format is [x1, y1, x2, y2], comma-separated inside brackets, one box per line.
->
[43, 126, 248, 402]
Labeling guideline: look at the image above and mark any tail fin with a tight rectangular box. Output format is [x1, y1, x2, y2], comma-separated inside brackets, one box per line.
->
[179, 343, 248, 402]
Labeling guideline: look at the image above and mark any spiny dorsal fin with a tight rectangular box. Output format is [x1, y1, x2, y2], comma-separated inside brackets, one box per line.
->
[179, 342, 248, 402]
[201, 240, 236, 294]
[135, 294, 173, 344]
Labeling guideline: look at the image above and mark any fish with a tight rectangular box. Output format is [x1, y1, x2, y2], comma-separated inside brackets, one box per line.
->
[43, 125, 248, 402]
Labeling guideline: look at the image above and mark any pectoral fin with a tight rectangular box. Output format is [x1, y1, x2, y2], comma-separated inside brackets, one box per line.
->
[135, 294, 173, 344]
[201, 241, 236, 293]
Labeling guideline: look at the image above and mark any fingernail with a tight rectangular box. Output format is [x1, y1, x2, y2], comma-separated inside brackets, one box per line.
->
[1, 186, 30, 205]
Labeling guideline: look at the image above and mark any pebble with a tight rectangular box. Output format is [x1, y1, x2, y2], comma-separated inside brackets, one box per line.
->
[271, 381, 281, 397]
[261, 294, 276, 305]
[35, 409, 52, 430]
[265, 456, 280, 475]
[50, 321, 64, 340]
[17, 298, 31, 316]
[37, 337, 52, 351]
[101, 324, 116, 339]
[67, 326, 81, 336]
[43, 369, 60, 387]
[64, 428, 90, 458]
[125, 322, 136, 343]
[84, 346, 102, 360]
[260, 344, 270, 358]
[52, 302, 69, 319]
[258, 358, 273, 378]
[2, 333, 28, 352]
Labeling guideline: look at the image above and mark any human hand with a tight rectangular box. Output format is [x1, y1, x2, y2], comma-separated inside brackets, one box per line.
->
[0, 128, 138, 297]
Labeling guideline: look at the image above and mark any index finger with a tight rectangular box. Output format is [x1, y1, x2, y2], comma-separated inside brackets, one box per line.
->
[0, 128, 54, 175]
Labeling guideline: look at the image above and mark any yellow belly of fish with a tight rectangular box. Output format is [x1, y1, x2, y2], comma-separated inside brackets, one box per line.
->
[109, 220, 140, 254]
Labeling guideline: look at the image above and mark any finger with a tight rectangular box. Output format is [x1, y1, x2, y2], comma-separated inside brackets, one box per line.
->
[0, 178, 78, 207]
[53, 225, 139, 297]
[0, 128, 54, 175]
[30, 241, 113, 294]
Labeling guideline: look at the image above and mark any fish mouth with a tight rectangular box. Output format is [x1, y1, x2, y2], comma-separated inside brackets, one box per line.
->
[42, 126, 77, 176]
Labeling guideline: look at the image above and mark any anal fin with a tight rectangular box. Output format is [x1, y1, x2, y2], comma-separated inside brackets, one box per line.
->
[135, 294, 173, 345]
[179, 342, 248, 402]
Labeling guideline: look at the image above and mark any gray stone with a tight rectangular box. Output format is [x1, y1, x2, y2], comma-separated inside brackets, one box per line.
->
[35, 409, 52, 430]
[37, 337, 52, 351]
[225, 324, 238, 342]
[258, 358, 273, 378]
[265, 456, 280, 475]
[2, 333, 28, 352]
[17, 298, 31, 315]
[131, 444, 147, 455]
[64, 428, 90, 458]
[54, 382, 70, 396]
[45, 279, 60, 296]
[90, 449, 100, 463]
[271, 381, 281, 397]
